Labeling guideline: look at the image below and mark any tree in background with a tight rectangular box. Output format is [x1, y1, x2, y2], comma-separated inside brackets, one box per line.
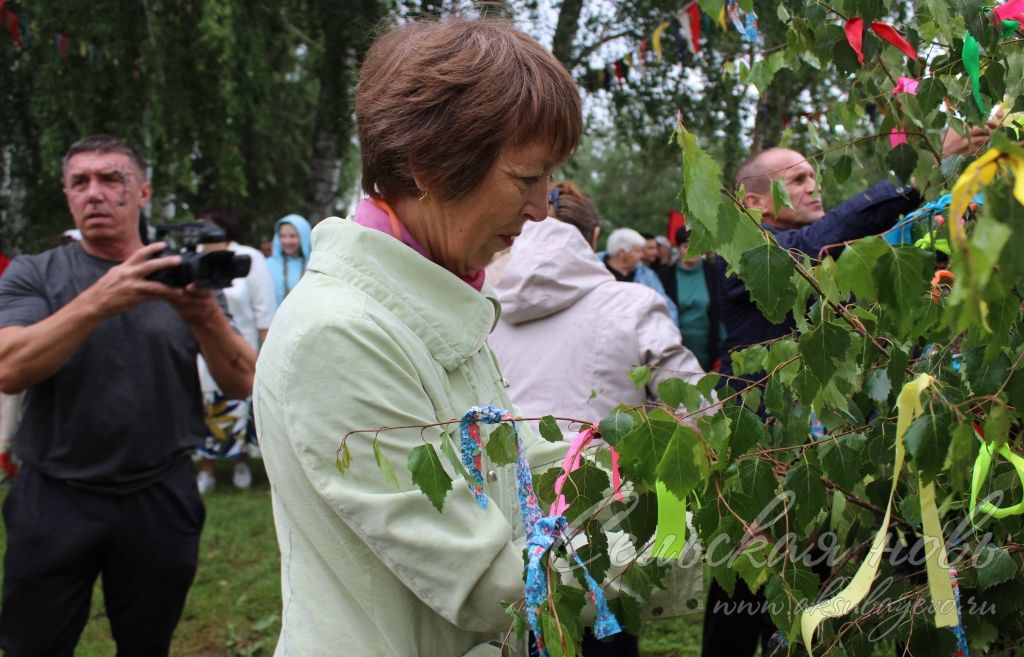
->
[0, 0, 385, 252]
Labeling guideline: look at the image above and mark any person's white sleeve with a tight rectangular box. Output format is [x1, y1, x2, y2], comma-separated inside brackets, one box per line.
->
[245, 250, 277, 330]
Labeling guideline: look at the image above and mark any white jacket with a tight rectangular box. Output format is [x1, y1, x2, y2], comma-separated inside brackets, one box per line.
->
[491, 218, 706, 430]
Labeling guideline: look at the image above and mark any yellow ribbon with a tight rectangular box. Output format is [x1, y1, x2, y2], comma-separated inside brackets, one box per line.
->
[801, 374, 956, 655]
[652, 21, 669, 63]
[949, 146, 1024, 248]
[970, 438, 1024, 520]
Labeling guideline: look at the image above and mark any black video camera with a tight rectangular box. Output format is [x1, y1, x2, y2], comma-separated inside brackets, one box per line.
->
[147, 222, 251, 289]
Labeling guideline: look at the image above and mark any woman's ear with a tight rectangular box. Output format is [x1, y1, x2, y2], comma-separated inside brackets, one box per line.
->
[590, 226, 601, 251]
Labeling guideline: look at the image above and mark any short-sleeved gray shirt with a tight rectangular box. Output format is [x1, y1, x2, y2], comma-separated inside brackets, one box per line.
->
[0, 242, 208, 493]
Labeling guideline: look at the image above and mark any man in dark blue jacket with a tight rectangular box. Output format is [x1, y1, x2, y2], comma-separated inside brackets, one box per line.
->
[705, 135, 987, 656]
[716, 147, 922, 378]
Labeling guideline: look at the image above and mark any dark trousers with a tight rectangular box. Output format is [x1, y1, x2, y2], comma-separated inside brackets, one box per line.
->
[0, 463, 205, 657]
[700, 579, 773, 657]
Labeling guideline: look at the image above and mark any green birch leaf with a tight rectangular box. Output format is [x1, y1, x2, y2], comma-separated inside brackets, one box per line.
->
[658, 377, 705, 412]
[783, 463, 827, 535]
[408, 444, 452, 513]
[887, 144, 918, 183]
[614, 490, 658, 548]
[696, 370, 720, 401]
[836, 236, 889, 302]
[440, 431, 473, 483]
[977, 546, 1018, 591]
[799, 321, 854, 386]
[833, 154, 853, 184]
[764, 377, 790, 418]
[598, 409, 634, 446]
[485, 423, 518, 466]
[675, 125, 723, 229]
[737, 458, 779, 510]
[503, 602, 527, 642]
[771, 178, 795, 217]
[335, 442, 352, 475]
[766, 339, 800, 385]
[562, 461, 610, 523]
[945, 423, 979, 492]
[791, 368, 822, 403]
[713, 200, 767, 267]
[656, 425, 707, 500]
[539, 415, 564, 442]
[874, 247, 933, 338]
[731, 345, 769, 377]
[983, 404, 1010, 454]
[373, 437, 402, 490]
[865, 368, 893, 404]
[738, 244, 798, 324]
[534, 467, 564, 509]
[924, 0, 954, 40]
[724, 405, 769, 459]
[574, 525, 611, 587]
[964, 346, 1011, 397]
[916, 76, 947, 112]
[539, 609, 576, 657]
[628, 365, 652, 389]
[618, 409, 679, 483]
[902, 411, 953, 484]
[819, 437, 864, 489]
[908, 623, 959, 656]
[700, 412, 732, 458]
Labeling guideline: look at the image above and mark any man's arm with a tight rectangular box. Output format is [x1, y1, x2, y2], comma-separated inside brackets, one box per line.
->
[0, 243, 184, 394]
[771, 181, 923, 258]
[168, 285, 256, 399]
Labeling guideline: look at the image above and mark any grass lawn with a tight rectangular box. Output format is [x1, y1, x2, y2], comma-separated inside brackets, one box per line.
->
[0, 460, 701, 656]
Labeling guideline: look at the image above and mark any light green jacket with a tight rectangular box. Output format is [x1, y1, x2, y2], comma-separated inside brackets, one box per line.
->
[254, 217, 561, 657]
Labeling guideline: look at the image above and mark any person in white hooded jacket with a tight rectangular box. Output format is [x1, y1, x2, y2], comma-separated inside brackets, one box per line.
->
[490, 181, 706, 430]
[490, 181, 708, 656]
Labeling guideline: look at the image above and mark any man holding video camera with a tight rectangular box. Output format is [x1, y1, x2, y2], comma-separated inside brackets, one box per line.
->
[0, 135, 256, 656]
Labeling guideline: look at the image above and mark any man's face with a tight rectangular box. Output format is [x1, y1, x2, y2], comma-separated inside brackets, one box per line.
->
[641, 238, 659, 266]
[748, 149, 824, 227]
[63, 151, 151, 247]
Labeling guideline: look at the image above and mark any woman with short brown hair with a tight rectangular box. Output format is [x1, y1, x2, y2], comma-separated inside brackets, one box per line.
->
[255, 16, 581, 657]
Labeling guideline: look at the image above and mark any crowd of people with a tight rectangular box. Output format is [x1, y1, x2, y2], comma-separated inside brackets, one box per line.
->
[0, 13, 1000, 657]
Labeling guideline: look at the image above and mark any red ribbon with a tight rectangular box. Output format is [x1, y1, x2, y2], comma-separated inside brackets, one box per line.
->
[845, 17, 864, 65]
[871, 21, 917, 60]
[0, 0, 22, 49]
[57, 32, 69, 62]
[688, 3, 702, 54]
[994, 0, 1024, 20]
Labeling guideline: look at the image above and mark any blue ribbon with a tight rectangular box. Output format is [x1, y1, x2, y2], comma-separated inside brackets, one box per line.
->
[459, 406, 621, 656]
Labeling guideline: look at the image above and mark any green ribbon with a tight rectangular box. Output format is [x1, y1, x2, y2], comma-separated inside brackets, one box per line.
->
[970, 437, 1024, 521]
[1003, 19, 1021, 38]
[651, 480, 687, 559]
[963, 32, 987, 115]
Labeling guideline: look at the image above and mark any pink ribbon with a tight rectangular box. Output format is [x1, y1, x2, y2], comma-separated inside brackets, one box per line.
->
[889, 127, 909, 148]
[549, 427, 623, 517]
[892, 77, 919, 95]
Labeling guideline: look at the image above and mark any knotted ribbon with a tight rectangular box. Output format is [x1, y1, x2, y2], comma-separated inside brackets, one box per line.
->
[459, 406, 621, 656]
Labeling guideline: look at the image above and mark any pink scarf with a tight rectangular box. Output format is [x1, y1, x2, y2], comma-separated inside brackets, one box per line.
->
[353, 198, 485, 291]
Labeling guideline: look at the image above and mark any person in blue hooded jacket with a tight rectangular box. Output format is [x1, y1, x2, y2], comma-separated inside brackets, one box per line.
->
[267, 214, 312, 306]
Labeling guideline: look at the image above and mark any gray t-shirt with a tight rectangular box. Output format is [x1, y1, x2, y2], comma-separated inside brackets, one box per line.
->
[0, 242, 209, 493]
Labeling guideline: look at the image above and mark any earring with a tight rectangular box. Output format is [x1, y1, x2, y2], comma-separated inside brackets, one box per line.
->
[418, 189, 430, 204]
